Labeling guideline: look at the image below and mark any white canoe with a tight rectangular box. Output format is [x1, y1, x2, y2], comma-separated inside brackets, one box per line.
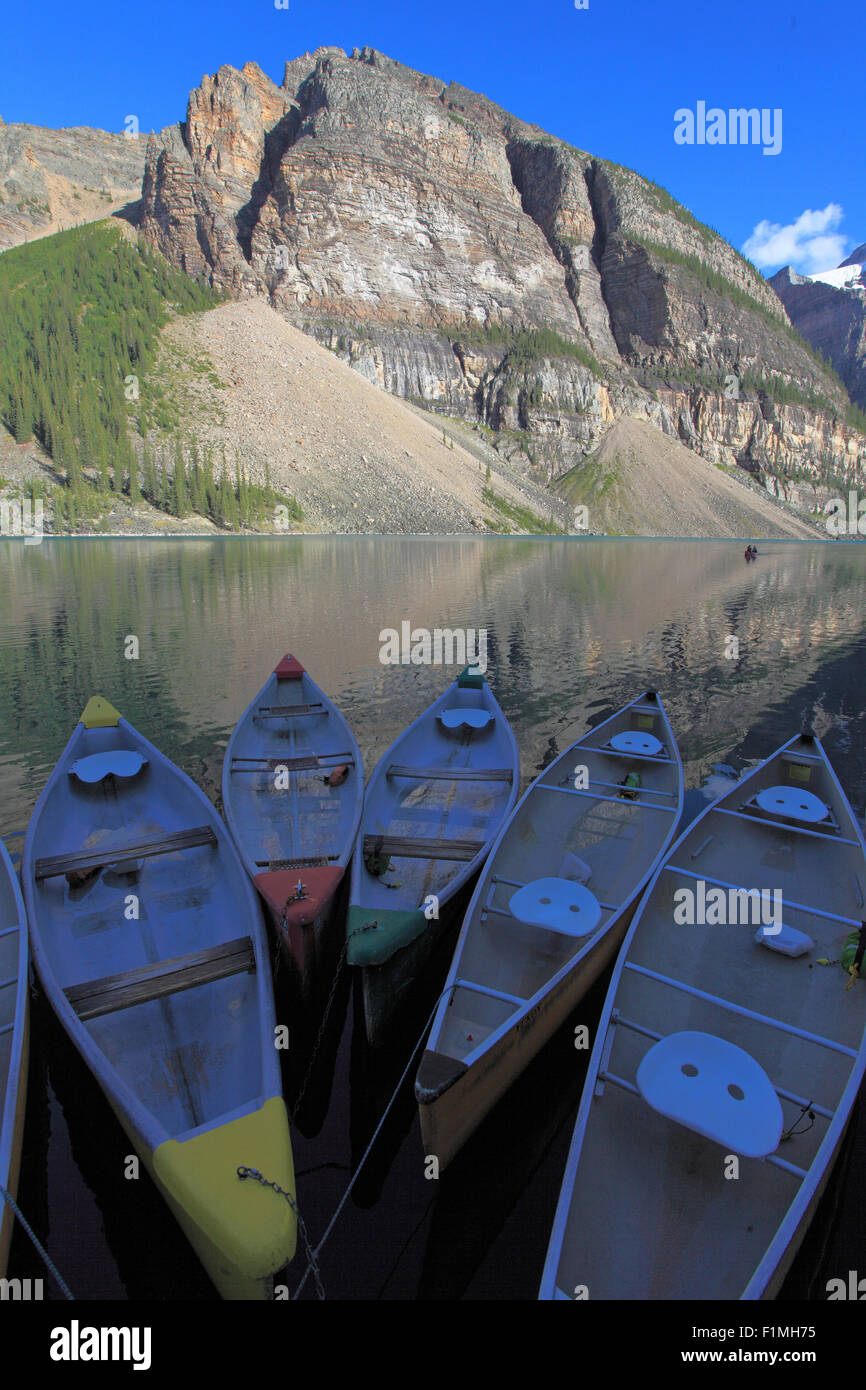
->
[540, 730, 866, 1301]
[416, 690, 683, 1169]
[347, 669, 519, 1046]
[22, 696, 296, 1300]
[222, 653, 363, 977]
[0, 834, 29, 1277]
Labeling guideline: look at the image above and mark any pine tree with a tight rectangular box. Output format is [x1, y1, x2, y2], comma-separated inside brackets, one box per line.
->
[141, 438, 156, 503]
[171, 437, 187, 517]
[128, 447, 141, 503]
[158, 449, 169, 512]
[235, 454, 246, 528]
[204, 447, 217, 520]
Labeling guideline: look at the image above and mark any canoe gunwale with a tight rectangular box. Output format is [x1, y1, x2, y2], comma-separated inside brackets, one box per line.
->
[0, 835, 30, 1266]
[222, 666, 364, 884]
[22, 716, 283, 1159]
[349, 677, 521, 942]
[538, 731, 866, 1302]
[421, 691, 684, 1079]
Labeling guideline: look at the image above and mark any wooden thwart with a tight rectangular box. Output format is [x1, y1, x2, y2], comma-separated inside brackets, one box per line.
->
[387, 765, 514, 782]
[233, 755, 318, 772]
[363, 834, 485, 862]
[35, 825, 217, 881]
[256, 704, 324, 718]
[231, 752, 354, 772]
[64, 936, 256, 1020]
[255, 855, 338, 869]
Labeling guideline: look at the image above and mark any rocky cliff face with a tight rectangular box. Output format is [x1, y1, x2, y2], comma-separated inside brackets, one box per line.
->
[770, 250, 866, 412]
[0, 122, 145, 250]
[138, 46, 866, 490]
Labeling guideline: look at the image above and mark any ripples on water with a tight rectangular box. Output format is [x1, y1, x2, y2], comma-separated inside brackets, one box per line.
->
[1, 537, 865, 1300]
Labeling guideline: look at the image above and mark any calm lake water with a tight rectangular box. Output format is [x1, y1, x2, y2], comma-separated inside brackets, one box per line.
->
[2, 535, 866, 1301]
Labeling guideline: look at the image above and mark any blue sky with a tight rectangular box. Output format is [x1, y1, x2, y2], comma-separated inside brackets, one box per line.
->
[1, 0, 861, 275]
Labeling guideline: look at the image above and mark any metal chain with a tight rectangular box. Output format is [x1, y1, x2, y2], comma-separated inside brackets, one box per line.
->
[236, 1166, 325, 1300]
[272, 928, 282, 982]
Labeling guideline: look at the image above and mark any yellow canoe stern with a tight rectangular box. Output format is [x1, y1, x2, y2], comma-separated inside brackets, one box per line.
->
[152, 1097, 297, 1295]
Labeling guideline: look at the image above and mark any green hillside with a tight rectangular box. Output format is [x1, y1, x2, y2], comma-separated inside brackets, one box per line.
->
[0, 221, 300, 529]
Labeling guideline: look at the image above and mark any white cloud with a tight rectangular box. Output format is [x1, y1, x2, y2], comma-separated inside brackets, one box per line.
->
[743, 204, 848, 274]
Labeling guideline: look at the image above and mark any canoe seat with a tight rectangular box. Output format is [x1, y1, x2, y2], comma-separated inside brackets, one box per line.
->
[607, 731, 663, 757]
[63, 936, 255, 1021]
[636, 1030, 784, 1158]
[386, 765, 513, 783]
[69, 751, 148, 784]
[437, 708, 493, 734]
[751, 785, 832, 826]
[509, 877, 602, 937]
[362, 834, 484, 863]
[35, 825, 217, 881]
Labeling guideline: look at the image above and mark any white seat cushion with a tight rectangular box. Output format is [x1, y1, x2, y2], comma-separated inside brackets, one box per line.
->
[756, 785, 829, 824]
[637, 1031, 783, 1157]
[509, 877, 601, 937]
[608, 730, 662, 756]
[438, 707, 493, 731]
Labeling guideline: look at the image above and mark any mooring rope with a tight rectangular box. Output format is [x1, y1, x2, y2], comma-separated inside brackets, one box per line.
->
[291, 984, 452, 1300]
[238, 927, 376, 1300]
[0, 1183, 75, 1300]
[242, 912, 454, 1302]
